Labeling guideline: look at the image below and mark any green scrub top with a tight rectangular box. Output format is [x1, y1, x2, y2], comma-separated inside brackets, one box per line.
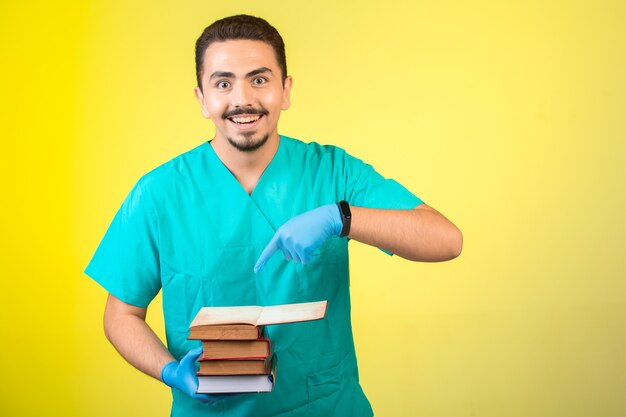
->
[86, 135, 422, 417]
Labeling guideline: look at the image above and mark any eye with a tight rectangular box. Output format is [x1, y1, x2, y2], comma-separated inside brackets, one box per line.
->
[252, 77, 267, 85]
[216, 80, 230, 89]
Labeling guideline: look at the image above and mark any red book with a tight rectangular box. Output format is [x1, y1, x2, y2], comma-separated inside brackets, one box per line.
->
[197, 358, 270, 375]
[188, 324, 263, 340]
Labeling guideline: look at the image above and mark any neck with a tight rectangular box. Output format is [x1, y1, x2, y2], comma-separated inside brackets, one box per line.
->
[210, 133, 280, 194]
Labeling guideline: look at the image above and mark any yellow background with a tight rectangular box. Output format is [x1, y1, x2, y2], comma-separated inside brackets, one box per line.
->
[1, 1, 625, 416]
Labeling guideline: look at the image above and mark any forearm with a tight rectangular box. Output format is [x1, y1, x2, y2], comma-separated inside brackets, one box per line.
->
[103, 294, 174, 381]
[348, 204, 463, 262]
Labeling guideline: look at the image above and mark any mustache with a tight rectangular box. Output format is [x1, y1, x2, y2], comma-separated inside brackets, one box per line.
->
[222, 107, 269, 119]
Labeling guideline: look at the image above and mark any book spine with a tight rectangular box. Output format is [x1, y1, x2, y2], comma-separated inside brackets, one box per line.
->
[200, 338, 271, 360]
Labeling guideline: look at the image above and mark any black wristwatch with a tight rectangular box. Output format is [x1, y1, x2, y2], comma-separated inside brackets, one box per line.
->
[337, 200, 352, 237]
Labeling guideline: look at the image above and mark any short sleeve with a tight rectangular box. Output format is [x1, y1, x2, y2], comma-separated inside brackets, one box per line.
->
[339, 151, 423, 255]
[84, 179, 161, 308]
[342, 152, 423, 210]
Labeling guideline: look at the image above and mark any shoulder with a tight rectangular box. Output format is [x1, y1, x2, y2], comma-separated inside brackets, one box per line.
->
[134, 142, 209, 195]
[281, 135, 372, 175]
[280, 135, 352, 163]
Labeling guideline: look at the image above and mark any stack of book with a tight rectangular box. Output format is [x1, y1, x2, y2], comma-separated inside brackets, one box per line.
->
[189, 322, 275, 394]
[188, 301, 328, 394]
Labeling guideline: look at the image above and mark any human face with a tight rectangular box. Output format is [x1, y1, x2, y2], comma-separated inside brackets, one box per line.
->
[194, 40, 292, 152]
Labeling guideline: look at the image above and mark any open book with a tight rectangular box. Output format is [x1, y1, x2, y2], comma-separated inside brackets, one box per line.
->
[189, 300, 327, 328]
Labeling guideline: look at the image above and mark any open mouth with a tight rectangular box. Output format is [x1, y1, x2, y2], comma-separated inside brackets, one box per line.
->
[228, 114, 263, 125]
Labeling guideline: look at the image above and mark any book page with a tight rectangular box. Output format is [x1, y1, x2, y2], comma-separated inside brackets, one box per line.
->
[257, 301, 327, 326]
[190, 305, 263, 327]
[190, 301, 327, 327]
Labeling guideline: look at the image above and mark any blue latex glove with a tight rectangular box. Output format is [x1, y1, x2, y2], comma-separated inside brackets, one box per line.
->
[254, 204, 342, 273]
[161, 346, 227, 403]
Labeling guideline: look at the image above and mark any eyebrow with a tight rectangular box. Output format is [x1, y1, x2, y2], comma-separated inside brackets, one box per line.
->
[246, 67, 273, 78]
[209, 67, 273, 80]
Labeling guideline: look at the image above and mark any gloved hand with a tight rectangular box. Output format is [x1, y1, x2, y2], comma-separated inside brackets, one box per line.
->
[161, 346, 226, 403]
[254, 204, 342, 273]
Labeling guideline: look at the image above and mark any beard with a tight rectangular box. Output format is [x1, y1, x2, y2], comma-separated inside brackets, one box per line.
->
[227, 132, 270, 152]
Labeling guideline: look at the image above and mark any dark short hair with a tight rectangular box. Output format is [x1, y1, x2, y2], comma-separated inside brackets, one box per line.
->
[195, 15, 287, 90]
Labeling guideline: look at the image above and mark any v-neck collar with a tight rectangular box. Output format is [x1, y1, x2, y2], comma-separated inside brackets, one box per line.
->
[204, 136, 285, 199]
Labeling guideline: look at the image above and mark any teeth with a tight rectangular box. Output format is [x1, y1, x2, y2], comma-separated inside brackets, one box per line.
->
[231, 115, 260, 124]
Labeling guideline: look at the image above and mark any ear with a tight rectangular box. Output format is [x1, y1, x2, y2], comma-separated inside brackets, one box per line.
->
[281, 76, 293, 111]
[194, 86, 211, 119]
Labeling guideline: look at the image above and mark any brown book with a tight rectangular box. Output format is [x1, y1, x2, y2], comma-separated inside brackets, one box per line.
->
[188, 324, 263, 340]
[197, 373, 274, 393]
[202, 338, 270, 360]
[197, 359, 269, 375]
[197, 356, 276, 394]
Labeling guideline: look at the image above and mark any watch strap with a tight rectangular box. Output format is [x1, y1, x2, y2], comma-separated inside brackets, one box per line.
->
[337, 200, 351, 237]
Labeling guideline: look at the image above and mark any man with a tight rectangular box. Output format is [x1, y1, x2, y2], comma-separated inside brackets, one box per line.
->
[86, 14, 462, 417]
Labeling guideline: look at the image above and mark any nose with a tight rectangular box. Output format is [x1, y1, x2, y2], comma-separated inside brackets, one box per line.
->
[231, 80, 255, 108]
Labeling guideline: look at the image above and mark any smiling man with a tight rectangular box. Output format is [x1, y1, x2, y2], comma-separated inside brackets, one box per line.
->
[85, 14, 462, 417]
[200, 51, 288, 153]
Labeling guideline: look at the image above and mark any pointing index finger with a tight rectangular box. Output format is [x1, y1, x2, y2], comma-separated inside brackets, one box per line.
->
[254, 237, 279, 274]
